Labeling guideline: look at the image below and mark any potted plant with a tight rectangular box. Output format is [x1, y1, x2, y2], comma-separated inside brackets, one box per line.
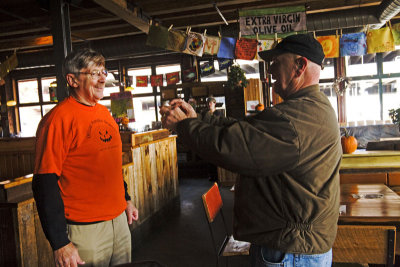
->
[389, 108, 400, 131]
[227, 65, 248, 89]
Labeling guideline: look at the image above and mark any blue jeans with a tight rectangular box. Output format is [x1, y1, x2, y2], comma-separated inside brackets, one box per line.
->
[250, 245, 332, 267]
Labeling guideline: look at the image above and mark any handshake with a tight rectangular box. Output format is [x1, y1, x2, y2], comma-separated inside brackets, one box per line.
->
[160, 99, 197, 131]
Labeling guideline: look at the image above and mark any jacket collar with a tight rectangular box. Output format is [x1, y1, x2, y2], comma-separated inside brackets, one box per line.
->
[285, 84, 320, 100]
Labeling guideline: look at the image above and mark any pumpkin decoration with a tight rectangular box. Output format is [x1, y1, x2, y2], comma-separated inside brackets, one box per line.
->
[341, 128, 357, 154]
[121, 116, 130, 126]
[255, 103, 264, 111]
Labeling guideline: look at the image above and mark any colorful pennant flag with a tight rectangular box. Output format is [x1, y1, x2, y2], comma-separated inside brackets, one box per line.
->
[217, 37, 236, 59]
[150, 74, 163, 87]
[218, 58, 233, 70]
[146, 25, 169, 49]
[256, 39, 278, 60]
[166, 71, 180, 85]
[136, 76, 148, 87]
[340, 32, 367, 57]
[166, 29, 187, 52]
[183, 32, 205, 56]
[200, 61, 215, 77]
[203, 36, 221, 55]
[235, 38, 258, 60]
[182, 67, 197, 82]
[391, 22, 400, 45]
[316, 35, 339, 58]
[367, 26, 395, 54]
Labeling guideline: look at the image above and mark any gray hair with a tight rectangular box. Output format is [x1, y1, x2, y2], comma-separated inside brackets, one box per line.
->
[62, 48, 105, 77]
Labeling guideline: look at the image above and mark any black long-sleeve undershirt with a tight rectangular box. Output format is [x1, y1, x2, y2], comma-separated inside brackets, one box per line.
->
[32, 173, 131, 251]
[32, 173, 70, 250]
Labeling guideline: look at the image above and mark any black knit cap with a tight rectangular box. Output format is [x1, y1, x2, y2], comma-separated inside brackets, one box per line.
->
[258, 33, 325, 66]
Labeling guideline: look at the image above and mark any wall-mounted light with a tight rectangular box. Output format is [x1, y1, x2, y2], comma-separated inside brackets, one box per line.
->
[6, 100, 16, 107]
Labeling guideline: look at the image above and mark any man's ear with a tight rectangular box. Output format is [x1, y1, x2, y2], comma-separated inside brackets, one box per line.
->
[66, 74, 79, 88]
[295, 57, 307, 76]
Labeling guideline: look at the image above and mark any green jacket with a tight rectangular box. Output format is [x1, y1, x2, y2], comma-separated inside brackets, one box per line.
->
[176, 85, 342, 254]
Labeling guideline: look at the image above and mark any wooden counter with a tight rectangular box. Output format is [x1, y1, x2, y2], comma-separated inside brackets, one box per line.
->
[341, 150, 400, 171]
[219, 150, 400, 186]
[121, 131, 179, 247]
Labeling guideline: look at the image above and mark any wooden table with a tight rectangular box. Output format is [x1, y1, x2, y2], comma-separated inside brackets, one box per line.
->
[339, 183, 400, 225]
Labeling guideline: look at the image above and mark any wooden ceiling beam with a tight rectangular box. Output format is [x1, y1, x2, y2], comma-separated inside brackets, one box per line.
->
[93, 0, 150, 33]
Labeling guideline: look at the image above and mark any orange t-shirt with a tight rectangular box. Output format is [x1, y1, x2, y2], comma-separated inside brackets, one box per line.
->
[34, 96, 126, 222]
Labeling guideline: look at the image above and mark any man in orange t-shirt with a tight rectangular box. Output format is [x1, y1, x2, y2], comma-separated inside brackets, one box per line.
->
[33, 48, 138, 267]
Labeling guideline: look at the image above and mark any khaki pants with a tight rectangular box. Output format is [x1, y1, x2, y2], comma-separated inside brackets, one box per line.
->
[67, 212, 131, 267]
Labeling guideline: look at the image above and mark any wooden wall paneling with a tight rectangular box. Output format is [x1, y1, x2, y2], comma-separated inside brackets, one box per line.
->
[33, 204, 54, 267]
[149, 143, 159, 212]
[339, 172, 387, 184]
[0, 199, 39, 267]
[170, 138, 178, 196]
[155, 141, 166, 206]
[16, 199, 38, 267]
[388, 172, 400, 186]
[162, 140, 172, 200]
[140, 145, 151, 219]
[133, 147, 145, 224]
[0, 202, 19, 266]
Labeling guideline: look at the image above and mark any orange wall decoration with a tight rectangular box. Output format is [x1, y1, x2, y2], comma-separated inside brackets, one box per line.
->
[316, 35, 339, 58]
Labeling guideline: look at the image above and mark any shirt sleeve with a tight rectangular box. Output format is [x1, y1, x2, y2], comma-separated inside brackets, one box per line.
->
[124, 181, 131, 201]
[176, 109, 299, 177]
[32, 173, 70, 250]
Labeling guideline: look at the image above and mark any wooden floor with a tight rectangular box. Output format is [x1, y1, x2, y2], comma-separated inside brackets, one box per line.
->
[132, 178, 250, 267]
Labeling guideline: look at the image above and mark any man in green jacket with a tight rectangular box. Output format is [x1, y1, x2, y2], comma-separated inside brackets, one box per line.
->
[160, 34, 342, 267]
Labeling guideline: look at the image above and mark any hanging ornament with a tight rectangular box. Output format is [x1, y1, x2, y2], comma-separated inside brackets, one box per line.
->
[333, 76, 351, 96]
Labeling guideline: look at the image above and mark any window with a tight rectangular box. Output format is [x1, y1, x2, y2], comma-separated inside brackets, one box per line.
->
[236, 59, 260, 80]
[18, 79, 39, 103]
[321, 58, 335, 79]
[199, 60, 228, 82]
[382, 77, 400, 121]
[41, 77, 55, 102]
[17, 77, 60, 136]
[130, 96, 160, 132]
[346, 54, 377, 77]
[104, 71, 120, 97]
[320, 82, 338, 118]
[345, 79, 380, 123]
[19, 106, 42, 137]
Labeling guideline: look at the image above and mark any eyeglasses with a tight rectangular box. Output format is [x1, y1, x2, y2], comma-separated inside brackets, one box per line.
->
[78, 69, 108, 79]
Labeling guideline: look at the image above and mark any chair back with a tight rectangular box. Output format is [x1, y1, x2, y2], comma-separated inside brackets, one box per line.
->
[333, 225, 396, 266]
[202, 182, 223, 223]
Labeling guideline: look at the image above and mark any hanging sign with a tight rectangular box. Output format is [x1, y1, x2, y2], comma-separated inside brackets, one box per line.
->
[166, 29, 187, 52]
[239, 6, 306, 37]
[217, 37, 236, 59]
[340, 32, 367, 57]
[316, 35, 340, 58]
[367, 26, 395, 54]
[203, 36, 221, 55]
[150, 74, 163, 87]
[136, 76, 148, 87]
[235, 38, 258, 60]
[166, 71, 180, 85]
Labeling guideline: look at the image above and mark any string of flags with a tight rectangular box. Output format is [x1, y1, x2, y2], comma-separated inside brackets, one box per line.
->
[140, 5, 400, 88]
[135, 58, 234, 87]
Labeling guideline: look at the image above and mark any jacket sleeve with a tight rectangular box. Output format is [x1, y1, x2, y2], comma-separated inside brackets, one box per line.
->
[175, 110, 299, 177]
[32, 173, 70, 251]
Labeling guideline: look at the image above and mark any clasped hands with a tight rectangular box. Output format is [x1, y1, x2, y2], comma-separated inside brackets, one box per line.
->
[160, 99, 197, 130]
